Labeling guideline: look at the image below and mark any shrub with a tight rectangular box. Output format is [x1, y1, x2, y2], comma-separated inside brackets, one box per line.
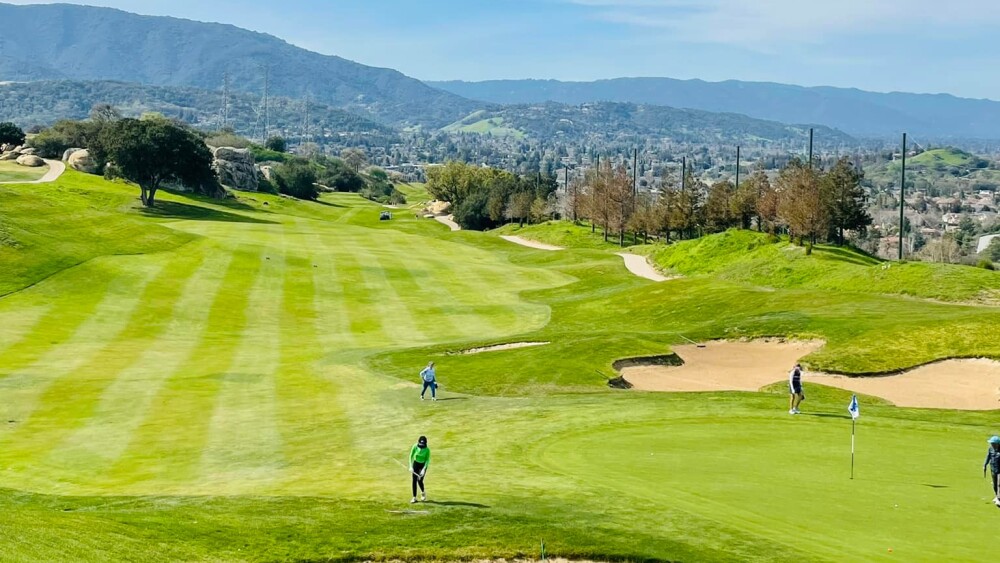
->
[274, 158, 319, 201]
[249, 145, 289, 163]
[0, 122, 26, 146]
[265, 136, 287, 153]
[978, 258, 996, 271]
[204, 132, 251, 149]
[28, 120, 104, 158]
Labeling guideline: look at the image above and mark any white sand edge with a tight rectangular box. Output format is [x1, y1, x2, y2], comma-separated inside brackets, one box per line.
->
[616, 253, 676, 282]
[501, 235, 564, 251]
[433, 215, 461, 231]
[458, 341, 550, 355]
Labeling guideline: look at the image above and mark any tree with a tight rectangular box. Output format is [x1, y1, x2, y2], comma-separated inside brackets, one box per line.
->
[317, 157, 365, 193]
[822, 157, 872, 245]
[89, 103, 122, 123]
[989, 238, 1000, 262]
[341, 148, 368, 172]
[777, 159, 827, 250]
[265, 136, 287, 153]
[90, 118, 216, 207]
[732, 169, 765, 230]
[274, 158, 320, 201]
[705, 180, 736, 233]
[508, 191, 534, 227]
[30, 119, 105, 158]
[0, 122, 26, 147]
[605, 164, 635, 246]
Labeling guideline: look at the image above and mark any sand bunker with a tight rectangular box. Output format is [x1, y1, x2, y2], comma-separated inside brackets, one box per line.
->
[622, 340, 823, 392]
[814, 359, 1000, 410]
[456, 342, 550, 355]
[500, 235, 564, 251]
[621, 340, 1000, 411]
[616, 253, 675, 282]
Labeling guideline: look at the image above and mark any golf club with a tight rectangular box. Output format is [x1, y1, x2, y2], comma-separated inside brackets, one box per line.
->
[677, 333, 707, 348]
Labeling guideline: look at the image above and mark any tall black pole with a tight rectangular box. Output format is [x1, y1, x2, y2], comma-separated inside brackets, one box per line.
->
[899, 133, 907, 261]
[735, 145, 741, 188]
[681, 157, 687, 192]
[633, 148, 638, 195]
[808, 128, 814, 168]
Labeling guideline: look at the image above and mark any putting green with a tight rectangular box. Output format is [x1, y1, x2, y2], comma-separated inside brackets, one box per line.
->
[0, 172, 999, 561]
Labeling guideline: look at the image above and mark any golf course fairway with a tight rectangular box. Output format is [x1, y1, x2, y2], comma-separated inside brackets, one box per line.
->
[1, 171, 999, 562]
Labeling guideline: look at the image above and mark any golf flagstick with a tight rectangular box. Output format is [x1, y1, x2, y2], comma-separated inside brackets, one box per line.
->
[848, 395, 859, 480]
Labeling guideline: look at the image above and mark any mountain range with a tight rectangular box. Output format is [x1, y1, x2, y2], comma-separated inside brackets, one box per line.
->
[0, 2, 477, 128]
[430, 78, 1000, 140]
[0, 2, 997, 143]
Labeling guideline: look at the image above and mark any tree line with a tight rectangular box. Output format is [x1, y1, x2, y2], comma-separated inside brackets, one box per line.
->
[425, 162, 557, 230]
[571, 157, 872, 250]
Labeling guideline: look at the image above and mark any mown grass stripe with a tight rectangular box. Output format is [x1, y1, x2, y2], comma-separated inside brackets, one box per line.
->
[101, 245, 263, 491]
[43, 246, 233, 484]
[0, 303, 50, 357]
[0, 246, 210, 471]
[200, 236, 285, 491]
[351, 245, 426, 347]
[0, 258, 167, 460]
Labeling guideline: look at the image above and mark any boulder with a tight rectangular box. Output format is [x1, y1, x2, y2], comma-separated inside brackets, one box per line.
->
[0, 152, 17, 161]
[62, 148, 85, 162]
[428, 200, 452, 215]
[212, 147, 259, 192]
[20, 147, 36, 156]
[16, 155, 44, 167]
[67, 149, 99, 174]
[259, 165, 275, 182]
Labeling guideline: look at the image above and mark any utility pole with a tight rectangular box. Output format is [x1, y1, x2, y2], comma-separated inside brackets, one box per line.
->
[899, 133, 907, 261]
[735, 145, 741, 188]
[808, 128, 814, 168]
[632, 148, 638, 195]
[681, 156, 687, 192]
[221, 72, 231, 129]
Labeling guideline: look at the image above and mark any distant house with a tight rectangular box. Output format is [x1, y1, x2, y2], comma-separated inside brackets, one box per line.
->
[979, 234, 1000, 254]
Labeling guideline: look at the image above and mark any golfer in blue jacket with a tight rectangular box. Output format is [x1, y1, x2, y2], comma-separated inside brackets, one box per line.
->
[985, 436, 1000, 505]
[419, 361, 437, 401]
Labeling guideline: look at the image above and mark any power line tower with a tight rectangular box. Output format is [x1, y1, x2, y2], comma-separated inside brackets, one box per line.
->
[221, 72, 231, 129]
[262, 64, 270, 142]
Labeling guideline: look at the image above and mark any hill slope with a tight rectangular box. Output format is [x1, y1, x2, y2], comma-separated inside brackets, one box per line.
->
[444, 102, 854, 146]
[430, 78, 1000, 139]
[0, 80, 393, 139]
[0, 3, 479, 127]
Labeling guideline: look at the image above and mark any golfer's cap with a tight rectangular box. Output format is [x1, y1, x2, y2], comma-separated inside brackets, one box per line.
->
[989, 436, 1000, 444]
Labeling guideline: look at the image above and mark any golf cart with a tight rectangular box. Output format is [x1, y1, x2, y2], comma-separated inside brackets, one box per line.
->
[379, 211, 392, 221]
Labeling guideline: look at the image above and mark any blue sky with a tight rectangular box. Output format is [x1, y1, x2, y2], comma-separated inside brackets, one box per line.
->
[8, 0, 1000, 98]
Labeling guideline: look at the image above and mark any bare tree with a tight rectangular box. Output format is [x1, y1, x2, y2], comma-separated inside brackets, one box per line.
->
[777, 159, 827, 251]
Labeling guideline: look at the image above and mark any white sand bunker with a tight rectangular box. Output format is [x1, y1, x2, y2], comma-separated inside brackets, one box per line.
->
[616, 253, 677, 282]
[457, 342, 550, 355]
[622, 340, 824, 392]
[621, 340, 1000, 411]
[500, 235, 564, 251]
[815, 359, 1000, 410]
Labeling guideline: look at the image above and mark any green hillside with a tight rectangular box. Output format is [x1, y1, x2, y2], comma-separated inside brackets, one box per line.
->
[639, 229, 1000, 303]
[2, 174, 1000, 561]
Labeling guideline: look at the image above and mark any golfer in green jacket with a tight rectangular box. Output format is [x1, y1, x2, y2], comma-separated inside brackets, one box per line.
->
[409, 435, 431, 503]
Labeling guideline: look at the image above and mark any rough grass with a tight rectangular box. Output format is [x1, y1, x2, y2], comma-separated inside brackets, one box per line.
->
[638, 230, 1000, 302]
[493, 220, 622, 250]
[0, 160, 49, 183]
[2, 174, 1000, 561]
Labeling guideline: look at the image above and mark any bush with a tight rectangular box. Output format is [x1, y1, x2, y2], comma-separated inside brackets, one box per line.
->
[249, 145, 289, 163]
[28, 120, 104, 158]
[265, 136, 287, 153]
[316, 157, 365, 192]
[274, 158, 319, 201]
[978, 258, 996, 271]
[0, 122, 26, 146]
[204, 132, 251, 149]
[452, 190, 492, 230]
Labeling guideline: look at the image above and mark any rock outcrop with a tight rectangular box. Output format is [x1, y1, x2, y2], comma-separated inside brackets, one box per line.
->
[212, 146, 259, 192]
[15, 155, 44, 167]
[67, 149, 99, 174]
[62, 148, 85, 162]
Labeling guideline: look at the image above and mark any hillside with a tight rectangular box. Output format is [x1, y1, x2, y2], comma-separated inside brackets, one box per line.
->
[430, 78, 1000, 139]
[865, 147, 1000, 194]
[640, 230, 1000, 303]
[0, 3, 480, 127]
[444, 102, 854, 146]
[0, 80, 394, 140]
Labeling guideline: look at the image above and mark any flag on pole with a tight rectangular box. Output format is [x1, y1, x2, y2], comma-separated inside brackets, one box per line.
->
[848, 395, 860, 420]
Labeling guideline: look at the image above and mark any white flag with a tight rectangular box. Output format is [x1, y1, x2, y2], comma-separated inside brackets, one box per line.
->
[848, 395, 860, 420]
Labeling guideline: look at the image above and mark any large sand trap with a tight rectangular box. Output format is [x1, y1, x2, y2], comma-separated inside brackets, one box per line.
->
[621, 340, 1000, 411]
[814, 359, 1000, 410]
[500, 235, 564, 251]
[616, 253, 675, 282]
[622, 340, 824, 392]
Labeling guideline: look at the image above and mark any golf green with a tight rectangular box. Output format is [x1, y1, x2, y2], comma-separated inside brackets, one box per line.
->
[0, 171, 998, 562]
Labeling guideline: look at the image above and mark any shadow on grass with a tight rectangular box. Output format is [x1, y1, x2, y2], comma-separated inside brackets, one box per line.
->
[424, 500, 490, 508]
[435, 397, 469, 402]
[799, 412, 851, 420]
[815, 246, 881, 267]
[141, 201, 276, 224]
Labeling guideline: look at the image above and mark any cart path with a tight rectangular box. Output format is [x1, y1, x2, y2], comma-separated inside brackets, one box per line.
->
[433, 215, 461, 231]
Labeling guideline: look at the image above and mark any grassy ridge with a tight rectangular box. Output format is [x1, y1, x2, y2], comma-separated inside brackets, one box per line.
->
[493, 220, 622, 250]
[639, 230, 1000, 302]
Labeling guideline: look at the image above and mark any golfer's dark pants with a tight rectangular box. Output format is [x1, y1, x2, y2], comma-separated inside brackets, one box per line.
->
[421, 381, 436, 398]
[992, 471, 998, 496]
[412, 461, 426, 496]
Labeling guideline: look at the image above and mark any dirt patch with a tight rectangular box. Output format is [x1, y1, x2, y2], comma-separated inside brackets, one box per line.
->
[454, 342, 550, 355]
[500, 235, 564, 251]
[621, 339, 823, 393]
[621, 339, 1000, 411]
[814, 359, 1000, 410]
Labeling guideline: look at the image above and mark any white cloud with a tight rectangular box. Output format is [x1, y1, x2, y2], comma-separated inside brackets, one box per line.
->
[569, 0, 1000, 48]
